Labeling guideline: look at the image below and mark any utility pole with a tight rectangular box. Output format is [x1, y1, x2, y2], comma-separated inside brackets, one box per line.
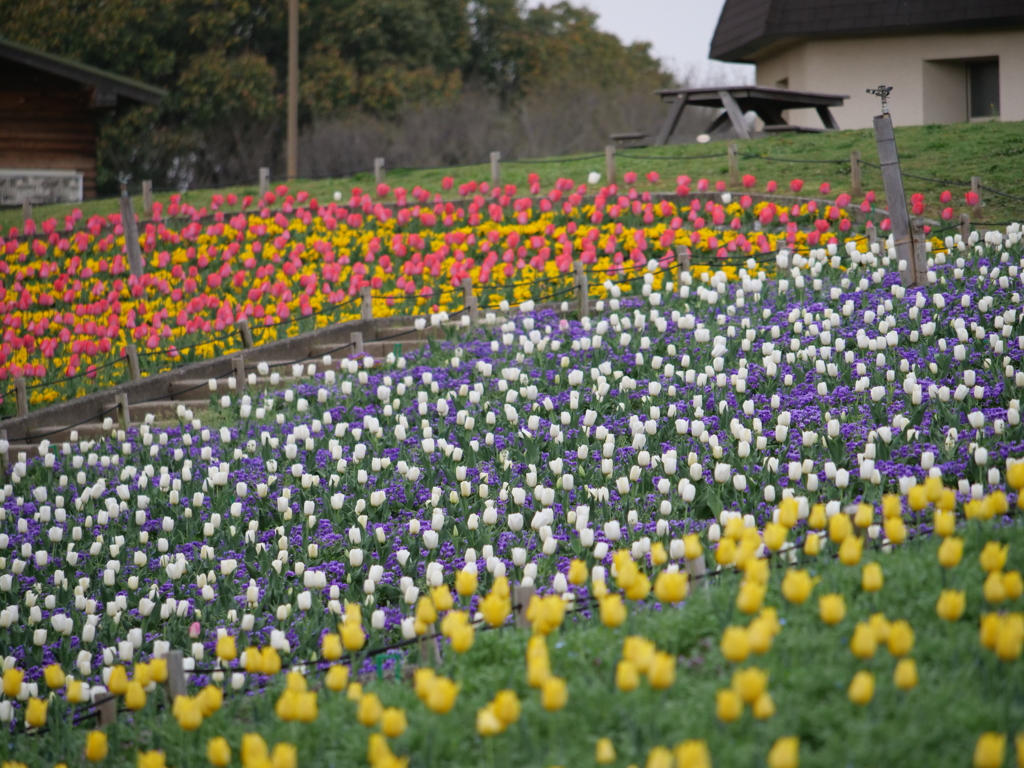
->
[286, 0, 299, 180]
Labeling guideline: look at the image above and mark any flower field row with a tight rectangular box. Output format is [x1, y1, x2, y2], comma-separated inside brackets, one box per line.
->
[1, 168, 940, 415]
[0, 204, 1022, 764]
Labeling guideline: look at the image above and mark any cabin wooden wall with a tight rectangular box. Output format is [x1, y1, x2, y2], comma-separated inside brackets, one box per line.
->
[0, 61, 99, 199]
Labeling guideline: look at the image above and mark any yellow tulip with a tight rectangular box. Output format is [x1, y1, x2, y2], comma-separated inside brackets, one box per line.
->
[938, 537, 964, 568]
[276, 690, 299, 722]
[985, 571, 1008, 604]
[476, 704, 504, 736]
[44, 664, 66, 690]
[907, 484, 928, 511]
[596, 737, 617, 764]
[176, 696, 204, 731]
[934, 510, 956, 537]
[479, 592, 511, 627]
[325, 665, 350, 692]
[85, 731, 109, 762]
[828, 513, 852, 543]
[646, 746, 674, 768]
[1006, 571, 1024, 600]
[25, 698, 47, 728]
[780, 570, 813, 604]
[134, 663, 151, 688]
[455, 569, 478, 597]
[648, 652, 676, 690]
[937, 590, 967, 622]
[838, 535, 863, 566]
[216, 635, 237, 662]
[884, 517, 906, 545]
[736, 581, 766, 615]
[125, 681, 147, 711]
[261, 647, 282, 675]
[887, 620, 914, 657]
[416, 595, 438, 625]
[937, 488, 957, 512]
[271, 743, 297, 768]
[869, 613, 891, 643]
[767, 737, 800, 768]
[357, 692, 383, 727]
[973, 733, 1006, 768]
[425, 676, 459, 714]
[881, 494, 902, 519]
[675, 739, 712, 768]
[849, 622, 877, 659]
[623, 636, 656, 673]
[207, 737, 231, 767]
[778, 498, 799, 528]
[683, 534, 703, 560]
[732, 667, 768, 704]
[138, 750, 166, 768]
[108, 665, 129, 696]
[347, 682, 363, 702]
[241, 733, 269, 766]
[720, 626, 750, 663]
[440, 609, 468, 638]
[296, 691, 317, 723]
[862, 562, 883, 592]
[807, 504, 826, 531]
[431, 585, 454, 611]
[624, 572, 652, 602]
[650, 542, 668, 565]
[803, 533, 821, 557]
[715, 538, 736, 566]
[654, 571, 688, 604]
[341, 622, 366, 651]
[198, 685, 223, 716]
[893, 658, 918, 690]
[853, 503, 873, 529]
[748, 619, 774, 655]
[996, 615, 1024, 661]
[981, 542, 1010, 573]
[819, 593, 846, 625]
[847, 670, 875, 705]
[600, 594, 627, 628]
[450, 623, 475, 653]
[715, 688, 742, 723]
[752, 691, 776, 720]
[981, 613, 1002, 650]
[493, 689, 521, 725]
[67, 680, 87, 704]
[3, 668, 23, 698]
[763, 522, 787, 552]
[616, 659, 640, 692]
[529, 595, 567, 634]
[321, 633, 342, 661]
[381, 707, 407, 737]
[568, 559, 589, 585]
[540, 676, 568, 711]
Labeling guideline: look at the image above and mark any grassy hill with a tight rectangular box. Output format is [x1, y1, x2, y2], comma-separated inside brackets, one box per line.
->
[3, 120, 1024, 231]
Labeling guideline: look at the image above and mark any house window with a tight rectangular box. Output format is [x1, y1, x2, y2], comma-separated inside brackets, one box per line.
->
[969, 60, 999, 118]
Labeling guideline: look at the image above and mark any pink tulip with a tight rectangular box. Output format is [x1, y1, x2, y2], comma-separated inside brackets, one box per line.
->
[940, 189, 952, 204]
[790, 179, 803, 193]
[819, 182, 830, 194]
[942, 207, 954, 220]
[766, 180, 778, 193]
[623, 171, 637, 185]
[189, 622, 201, 638]
[646, 171, 660, 183]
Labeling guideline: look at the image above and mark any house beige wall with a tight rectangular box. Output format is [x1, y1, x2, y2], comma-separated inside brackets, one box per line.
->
[753, 29, 1024, 129]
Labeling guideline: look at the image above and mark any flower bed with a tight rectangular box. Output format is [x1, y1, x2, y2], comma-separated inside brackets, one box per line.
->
[0, 220, 1023, 766]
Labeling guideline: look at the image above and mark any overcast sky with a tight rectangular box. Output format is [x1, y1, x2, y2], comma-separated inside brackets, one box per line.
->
[525, 0, 755, 84]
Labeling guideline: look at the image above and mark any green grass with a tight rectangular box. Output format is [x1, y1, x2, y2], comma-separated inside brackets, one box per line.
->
[3, 120, 1023, 233]
[19, 519, 1024, 768]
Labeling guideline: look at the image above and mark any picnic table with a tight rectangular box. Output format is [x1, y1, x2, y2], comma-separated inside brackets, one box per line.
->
[651, 85, 849, 145]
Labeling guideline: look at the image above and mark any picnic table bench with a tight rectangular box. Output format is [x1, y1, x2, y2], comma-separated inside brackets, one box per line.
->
[651, 85, 849, 145]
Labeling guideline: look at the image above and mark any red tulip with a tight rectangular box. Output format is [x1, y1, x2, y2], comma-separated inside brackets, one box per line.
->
[623, 171, 637, 185]
[942, 207, 954, 220]
[766, 180, 778, 193]
[940, 190, 952, 203]
[965, 191, 979, 206]
[715, 181, 726, 192]
[819, 182, 830, 194]
[646, 171, 660, 183]
[790, 179, 803, 193]
[741, 174, 755, 188]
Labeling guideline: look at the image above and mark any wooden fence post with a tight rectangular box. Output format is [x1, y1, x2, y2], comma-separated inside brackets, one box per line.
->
[360, 286, 373, 321]
[850, 150, 862, 197]
[120, 185, 144, 278]
[117, 392, 131, 431]
[574, 261, 589, 318]
[727, 143, 739, 188]
[259, 167, 271, 197]
[461, 278, 478, 325]
[0, 429, 8, 482]
[96, 694, 118, 727]
[911, 218, 928, 287]
[142, 180, 153, 216]
[165, 649, 186, 703]
[872, 113, 914, 287]
[605, 145, 616, 186]
[513, 585, 535, 629]
[675, 246, 690, 286]
[22, 200, 32, 224]
[971, 176, 983, 218]
[374, 158, 386, 185]
[959, 212, 971, 242]
[866, 221, 878, 250]
[684, 555, 708, 588]
[125, 344, 141, 382]
[490, 151, 501, 187]
[233, 356, 246, 389]
[14, 377, 27, 418]
[417, 624, 443, 667]
[350, 332, 364, 356]
[235, 318, 254, 350]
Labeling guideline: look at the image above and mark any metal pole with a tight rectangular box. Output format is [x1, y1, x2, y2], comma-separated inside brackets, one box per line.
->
[872, 114, 914, 287]
[286, 0, 299, 180]
[605, 145, 616, 186]
[850, 150, 862, 197]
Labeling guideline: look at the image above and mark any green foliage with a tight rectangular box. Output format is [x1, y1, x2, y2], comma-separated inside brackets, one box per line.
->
[0, 0, 671, 191]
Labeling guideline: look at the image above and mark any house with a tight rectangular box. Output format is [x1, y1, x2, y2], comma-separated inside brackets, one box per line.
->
[709, 0, 1024, 129]
[0, 37, 165, 204]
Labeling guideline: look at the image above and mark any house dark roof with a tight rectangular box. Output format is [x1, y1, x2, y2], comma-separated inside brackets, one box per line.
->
[710, 0, 1024, 62]
[0, 37, 166, 105]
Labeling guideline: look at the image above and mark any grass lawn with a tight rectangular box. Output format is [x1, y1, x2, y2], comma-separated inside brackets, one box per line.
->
[3, 120, 1023, 233]
[28, 518, 1024, 768]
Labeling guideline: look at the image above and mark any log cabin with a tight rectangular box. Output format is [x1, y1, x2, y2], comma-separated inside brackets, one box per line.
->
[0, 37, 165, 204]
